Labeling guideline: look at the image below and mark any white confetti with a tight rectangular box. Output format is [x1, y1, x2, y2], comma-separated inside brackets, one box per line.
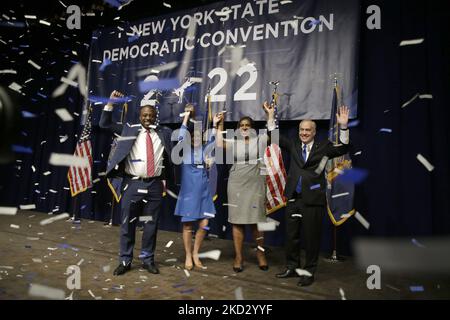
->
[419, 94, 433, 99]
[55, 108, 74, 122]
[166, 189, 178, 199]
[102, 265, 110, 273]
[354, 151, 362, 156]
[28, 59, 41, 70]
[59, 135, 68, 143]
[314, 156, 329, 174]
[24, 15, 37, 19]
[257, 222, 276, 231]
[234, 287, 244, 300]
[39, 20, 51, 26]
[203, 212, 215, 217]
[28, 284, 65, 300]
[10, 224, 20, 229]
[197, 250, 221, 261]
[98, 172, 106, 176]
[331, 192, 349, 199]
[165, 240, 173, 248]
[31, 165, 36, 172]
[163, 2, 171, 8]
[60, 76, 78, 87]
[295, 268, 313, 277]
[137, 189, 148, 194]
[291, 214, 302, 218]
[184, 269, 190, 277]
[139, 216, 152, 222]
[399, 38, 424, 46]
[0, 69, 17, 74]
[40, 213, 70, 226]
[0, 207, 18, 215]
[354, 211, 370, 230]
[88, 290, 96, 299]
[32, 258, 42, 263]
[257, 246, 265, 252]
[401, 93, 420, 108]
[8, 82, 22, 93]
[416, 154, 434, 172]
[223, 203, 238, 207]
[339, 287, 346, 300]
[340, 213, 353, 219]
[77, 259, 84, 266]
[20, 204, 36, 210]
[116, 136, 137, 141]
[49, 153, 89, 168]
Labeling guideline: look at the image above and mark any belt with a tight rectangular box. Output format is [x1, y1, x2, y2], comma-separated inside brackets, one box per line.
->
[124, 174, 159, 182]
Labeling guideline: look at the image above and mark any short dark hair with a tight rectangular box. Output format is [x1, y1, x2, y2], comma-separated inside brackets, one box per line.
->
[140, 105, 156, 112]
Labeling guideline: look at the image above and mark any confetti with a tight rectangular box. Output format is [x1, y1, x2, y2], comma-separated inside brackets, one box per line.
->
[0, 69, 17, 74]
[0, 207, 18, 215]
[197, 250, 221, 261]
[27, 59, 41, 70]
[163, 2, 171, 8]
[77, 259, 84, 266]
[28, 284, 65, 300]
[59, 135, 68, 143]
[165, 240, 173, 248]
[401, 93, 420, 108]
[354, 151, 362, 156]
[280, 0, 293, 4]
[54, 108, 74, 122]
[337, 168, 369, 184]
[257, 246, 265, 252]
[139, 216, 152, 222]
[39, 20, 51, 26]
[379, 128, 392, 133]
[116, 136, 137, 141]
[291, 214, 302, 218]
[399, 38, 424, 46]
[20, 204, 36, 210]
[8, 82, 22, 93]
[137, 189, 148, 194]
[139, 78, 180, 92]
[411, 238, 426, 248]
[184, 269, 190, 277]
[88, 290, 96, 298]
[12, 145, 33, 154]
[203, 212, 215, 217]
[314, 156, 329, 175]
[40, 213, 70, 226]
[331, 192, 349, 198]
[354, 211, 370, 229]
[416, 154, 434, 172]
[32, 258, 42, 263]
[49, 153, 90, 168]
[257, 221, 276, 231]
[24, 15, 37, 19]
[409, 286, 424, 292]
[419, 94, 432, 99]
[10, 224, 20, 229]
[310, 184, 321, 190]
[339, 288, 346, 300]
[234, 287, 244, 300]
[295, 268, 313, 277]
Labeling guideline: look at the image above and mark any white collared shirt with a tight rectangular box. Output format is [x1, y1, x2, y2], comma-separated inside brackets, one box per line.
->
[301, 141, 314, 162]
[103, 104, 164, 177]
[124, 126, 164, 178]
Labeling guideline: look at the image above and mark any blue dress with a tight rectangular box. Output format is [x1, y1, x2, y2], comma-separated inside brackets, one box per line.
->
[174, 125, 216, 222]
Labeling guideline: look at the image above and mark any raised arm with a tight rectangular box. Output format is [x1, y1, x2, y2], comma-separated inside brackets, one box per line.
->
[178, 104, 194, 142]
[99, 90, 125, 134]
[213, 112, 228, 149]
[263, 101, 291, 149]
[326, 105, 351, 158]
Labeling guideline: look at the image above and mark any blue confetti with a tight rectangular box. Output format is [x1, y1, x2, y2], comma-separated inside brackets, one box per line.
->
[99, 58, 112, 72]
[131, 159, 143, 162]
[139, 78, 180, 92]
[411, 238, 426, 248]
[309, 19, 321, 27]
[128, 34, 140, 43]
[202, 226, 210, 231]
[409, 286, 424, 292]
[21, 131, 28, 136]
[88, 95, 130, 104]
[68, 97, 74, 103]
[93, 160, 102, 164]
[337, 168, 369, 184]
[348, 120, 360, 128]
[70, 60, 79, 64]
[80, 205, 87, 210]
[179, 288, 195, 294]
[22, 111, 37, 118]
[37, 92, 47, 99]
[310, 184, 321, 190]
[12, 145, 33, 154]
[379, 128, 392, 133]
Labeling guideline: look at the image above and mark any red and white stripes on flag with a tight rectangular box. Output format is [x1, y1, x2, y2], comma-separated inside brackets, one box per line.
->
[67, 140, 93, 197]
[264, 144, 287, 214]
[67, 110, 93, 197]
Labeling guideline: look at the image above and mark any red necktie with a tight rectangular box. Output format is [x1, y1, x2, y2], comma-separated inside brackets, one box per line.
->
[146, 130, 155, 177]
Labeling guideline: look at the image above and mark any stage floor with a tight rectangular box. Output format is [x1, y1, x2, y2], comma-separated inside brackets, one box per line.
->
[0, 211, 449, 300]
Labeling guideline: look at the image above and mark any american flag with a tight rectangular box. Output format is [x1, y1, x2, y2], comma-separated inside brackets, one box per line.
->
[264, 144, 287, 214]
[67, 109, 93, 197]
[264, 88, 287, 214]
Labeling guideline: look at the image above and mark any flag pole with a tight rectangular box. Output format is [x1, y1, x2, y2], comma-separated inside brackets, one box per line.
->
[324, 75, 344, 263]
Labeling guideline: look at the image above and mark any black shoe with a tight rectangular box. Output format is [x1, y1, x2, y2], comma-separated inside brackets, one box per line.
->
[276, 269, 298, 278]
[113, 262, 131, 276]
[143, 263, 159, 274]
[298, 275, 314, 287]
[259, 265, 269, 271]
[233, 266, 244, 273]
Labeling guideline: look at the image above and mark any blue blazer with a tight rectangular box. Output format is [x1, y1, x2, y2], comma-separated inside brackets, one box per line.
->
[99, 109, 174, 184]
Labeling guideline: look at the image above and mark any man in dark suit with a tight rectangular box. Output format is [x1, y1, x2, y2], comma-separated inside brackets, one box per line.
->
[263, 101, 350, 286]
[100, 90, 174, 276]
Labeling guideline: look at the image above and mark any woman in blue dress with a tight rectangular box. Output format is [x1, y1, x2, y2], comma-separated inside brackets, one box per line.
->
[174, 104, 219, 270]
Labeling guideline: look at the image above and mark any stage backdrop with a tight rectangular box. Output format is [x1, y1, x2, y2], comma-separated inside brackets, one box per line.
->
[87, 0, 359, 124]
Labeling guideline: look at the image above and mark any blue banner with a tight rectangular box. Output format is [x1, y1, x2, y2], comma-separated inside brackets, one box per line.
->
[88, 0, 359, 124]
